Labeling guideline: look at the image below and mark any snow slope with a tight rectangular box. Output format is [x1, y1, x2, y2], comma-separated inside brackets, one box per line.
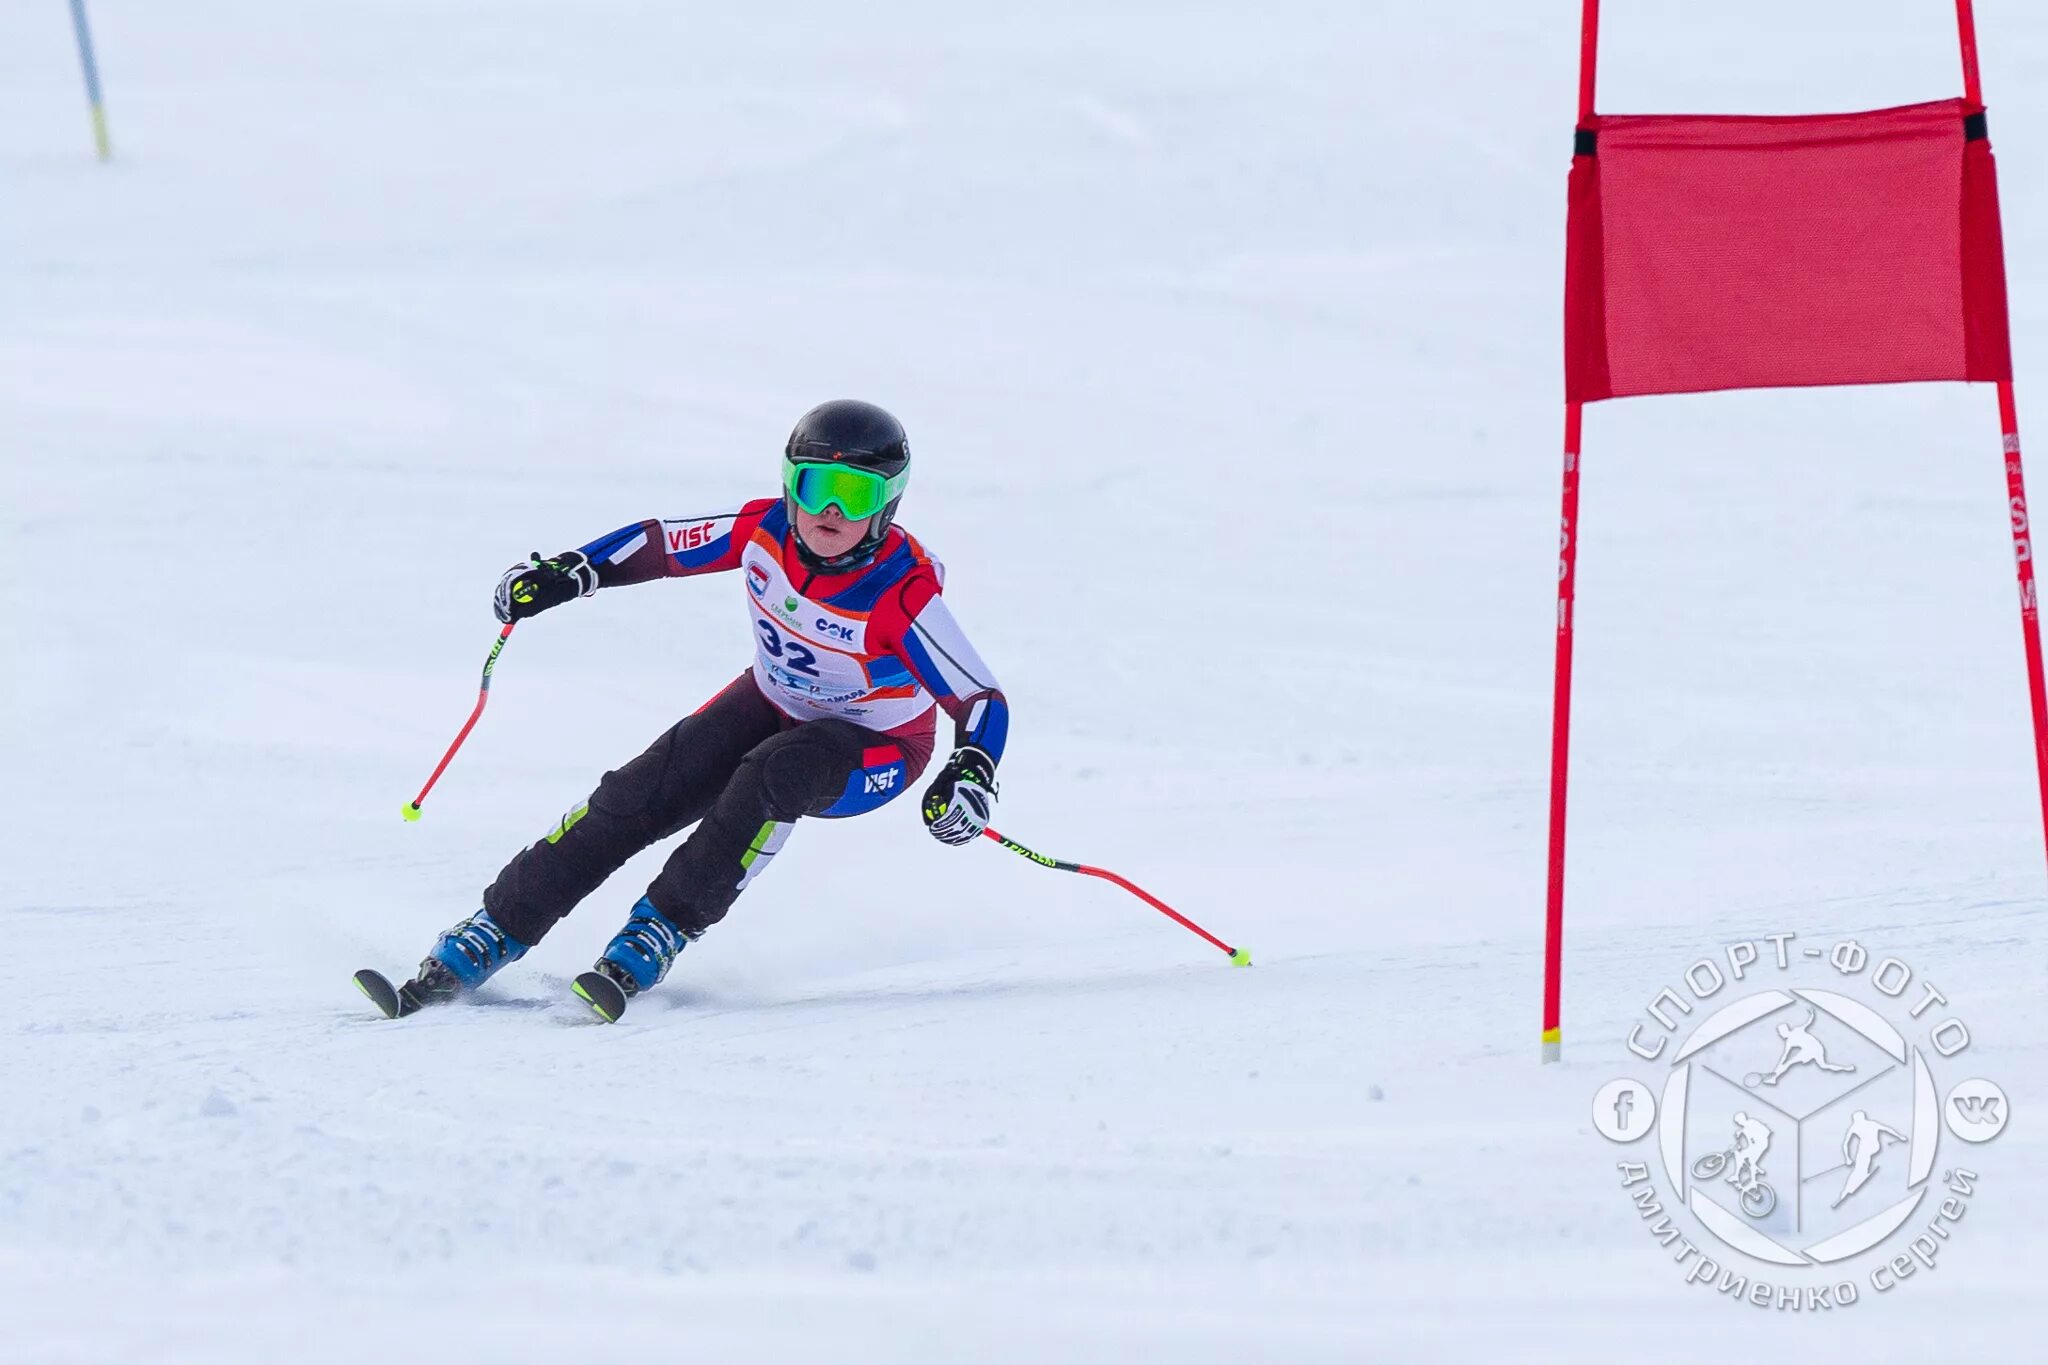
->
[2, 2, 2044, 1360]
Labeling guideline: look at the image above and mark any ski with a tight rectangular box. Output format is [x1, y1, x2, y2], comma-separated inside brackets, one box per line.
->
[360, 964, 629, 1022]
[353, 967, 449, 1018]
[572, 969, 628, 1024]
[353, 968, 406, 1018]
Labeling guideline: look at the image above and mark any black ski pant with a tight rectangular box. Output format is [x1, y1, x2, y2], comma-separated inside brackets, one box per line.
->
[482, 674, 929, 948]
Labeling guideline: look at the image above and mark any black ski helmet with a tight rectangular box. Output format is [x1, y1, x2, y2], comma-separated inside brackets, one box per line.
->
[782, 399, 912, 573]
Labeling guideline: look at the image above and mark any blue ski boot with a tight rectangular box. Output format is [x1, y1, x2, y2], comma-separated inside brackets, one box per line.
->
[573, 896, 693, 1023]
[413, 910, 528, 1006]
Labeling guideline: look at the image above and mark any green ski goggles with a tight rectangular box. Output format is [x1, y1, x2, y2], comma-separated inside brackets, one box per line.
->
[782, 458, 906, 520]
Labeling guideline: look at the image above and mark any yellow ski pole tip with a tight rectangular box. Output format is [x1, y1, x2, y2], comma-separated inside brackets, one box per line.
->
[1229, 947, 1251, 967]
[402, 802, 423, 822]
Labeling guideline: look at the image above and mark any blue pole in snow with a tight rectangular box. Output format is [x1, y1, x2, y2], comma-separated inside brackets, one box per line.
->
[68, 0, 112, 161]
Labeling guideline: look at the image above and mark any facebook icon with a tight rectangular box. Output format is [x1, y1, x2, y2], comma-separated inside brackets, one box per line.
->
[1593, 1079, 1654, 1142]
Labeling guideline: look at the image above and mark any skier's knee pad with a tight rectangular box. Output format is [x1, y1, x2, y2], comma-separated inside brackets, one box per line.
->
[755, 738, 845, 819]
[589, 766, 654, 821]
[589, 726, 687, 821]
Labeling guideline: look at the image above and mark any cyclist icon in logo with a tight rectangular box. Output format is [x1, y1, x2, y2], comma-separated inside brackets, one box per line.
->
[1692, 1111, 1778, 1217]
[1748, 1005, 1856, 1087]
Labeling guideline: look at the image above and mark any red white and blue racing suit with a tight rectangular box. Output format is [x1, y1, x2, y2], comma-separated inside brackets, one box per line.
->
[481, 497, 1008, 946]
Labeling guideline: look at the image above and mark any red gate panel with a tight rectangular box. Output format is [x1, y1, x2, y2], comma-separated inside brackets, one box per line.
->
[1567, 99, 2012, 403]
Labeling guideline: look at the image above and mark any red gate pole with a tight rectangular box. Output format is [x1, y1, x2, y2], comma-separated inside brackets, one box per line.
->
[1543, 405, 1584, 1064]
[1996, 385, 2048, 875]
[1544, 0, 1600, 1065]
[1955, 2, 2048, 876]
[1956, 0, 1983, 107]
[1577, 0, 1600, 125]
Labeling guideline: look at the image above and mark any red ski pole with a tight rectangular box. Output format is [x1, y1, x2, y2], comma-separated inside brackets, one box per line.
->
[979, 826, 1249, 965]
[402, 621, 516, 821]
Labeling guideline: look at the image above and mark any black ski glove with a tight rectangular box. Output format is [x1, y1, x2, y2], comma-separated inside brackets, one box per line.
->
[921, 745, 998, 846]
[493, 550, 599, 623]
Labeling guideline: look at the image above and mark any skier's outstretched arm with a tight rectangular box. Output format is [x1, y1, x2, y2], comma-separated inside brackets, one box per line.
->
[493, 499, 776, 621]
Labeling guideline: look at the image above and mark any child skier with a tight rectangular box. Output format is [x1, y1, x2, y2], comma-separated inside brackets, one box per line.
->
[359, 399, 1008, 1022]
